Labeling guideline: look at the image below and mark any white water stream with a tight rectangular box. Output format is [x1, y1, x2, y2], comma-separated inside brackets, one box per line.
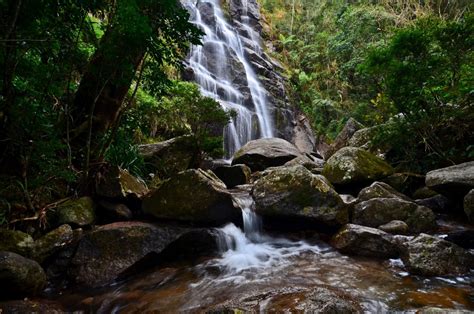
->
[183, 0, 274, 157]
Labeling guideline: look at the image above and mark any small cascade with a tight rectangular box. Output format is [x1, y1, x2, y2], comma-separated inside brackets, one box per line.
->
[182, 0, 275, 157]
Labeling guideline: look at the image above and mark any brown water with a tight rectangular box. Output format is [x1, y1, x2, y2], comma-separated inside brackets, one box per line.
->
[53, 230, 473, 313]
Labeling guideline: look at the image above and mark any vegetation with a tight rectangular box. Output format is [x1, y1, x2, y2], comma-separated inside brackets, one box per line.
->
[261, 0, 473, 171]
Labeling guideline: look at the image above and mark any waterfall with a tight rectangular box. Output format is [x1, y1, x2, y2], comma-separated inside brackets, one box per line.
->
[182, 0, 274, 157]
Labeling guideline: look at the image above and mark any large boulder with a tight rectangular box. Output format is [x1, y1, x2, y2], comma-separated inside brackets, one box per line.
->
[0, 252, 47, 299]
[326, 118, 364, 158]
[56, 197, 95, 227]
[425, 161, 474, 198]
[232, 138, 302, 171]
[331, 224, 399, 258]
[142, 169, 241, 226]
[213, 164, 251, 188]
[415, 194, 452, 213]
[353, 198, 436, 233]
[69, 222, 185, 287]
[284, 155, 324, 173]
[464, 189, 474, 222]
[0, 229, 34, 257]
[252, 165, 348, 227]
[357, 181, 412, 202]
[31, 224, 74, 264]
[322, 147, 394, 186]
[96, 166, 148, 199]
[400, 234, 474, 276]
[138, 135, 198, 178]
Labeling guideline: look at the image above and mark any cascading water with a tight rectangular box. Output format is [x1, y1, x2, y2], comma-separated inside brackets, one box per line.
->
[182, 0, 274, 157]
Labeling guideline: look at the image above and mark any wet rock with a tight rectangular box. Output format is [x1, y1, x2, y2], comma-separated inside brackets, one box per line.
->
[0, 300, 64, 313]
[207, 286, 361, 313]
[400, 234, 474, 276]
[142, 169, 241, 226]
[357, 181, 412, 202]
[425, 161, 474, 198]
[31, 224, 74, 264]
[139, 135, 198, 179]
[415, 194, 452, 214]
[253, 165, 348, 227]
[98, 200, 133, 222]
[445, 230, 474, 250]
[0, 251, 47, 299]
[464, 189, 474, 222]
[353, 198, 436, 233]
[326, 118, 364, 159]
[322, 147, 394, 186]
[56, 197, 95, 227]
[69, 222, 185, 287]
[213, 164, 251, 188]
[378, 220, 409, 235]
[96, 166, 147, 199]
[0, 229, 34, 257]
[232, 138, 302, 171]
[332, 224, 399, 258]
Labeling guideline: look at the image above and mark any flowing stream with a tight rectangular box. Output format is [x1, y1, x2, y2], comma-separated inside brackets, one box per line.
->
[182, 0, 274, 157]
[55, 192, 474, 312]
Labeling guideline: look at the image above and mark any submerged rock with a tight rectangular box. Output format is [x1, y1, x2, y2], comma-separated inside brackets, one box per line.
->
[331, 224, 399, 258]
[31, 224, 74, 264]
[213, 164, 251, 188]
[253, 165, 348, 227]
[322, 147, 394, 185]
[56, 197, 95, 227]
[0, 229, 34, 257]
[96, 166, 148, 199]
[143, 169, 241, 226]
[353, 198, 436, 233]
[232, 138, 302, 171]
[400, 234, 474, 276]
[69, 222, 185, 287]
[0, 251, 47, 299]
[425, 161, 474, 198]
[138, 135, 198, 178]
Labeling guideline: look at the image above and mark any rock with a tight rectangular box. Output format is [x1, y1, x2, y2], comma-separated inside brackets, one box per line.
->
[331, 224, 399, 258]
[326, 118, 364, 158]
[96, 166, 148, 199]
[425, 161, 474, 198]
[378, 220, 409, 235]
[382, 172, 425, 195]
[353, 198, 436, 233]
[0, 300, 64, 313]
[419, 307, 472, 314]
[464, 189, 474, 222]
[56, 197, 95, 227]
[98, 200, 133, 222]
[232, 138, 302, 171]
[0, 251, 47, 298]
[138, 135, 198, 178]
[32, 224, 74, 264]
[400, 234, 474, 276]
[284, 155, 324, 173]
[357, 181, 412, 202]
[445, 230, 474, 250]
[207, 286, 361, 313]
[252, 165, 348, 227]
[213, 164, 251, 188]
[142, 169, 241, 226]
[292, 114, 317, 154]
[0, 229, 34, 257]
[322, 147, 394, 186]
[69, 222, 185, 287]
[415, 194, 452, 213]
[412, 186, 439, 199]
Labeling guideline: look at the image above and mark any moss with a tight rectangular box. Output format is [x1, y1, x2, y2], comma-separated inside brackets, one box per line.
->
[0, 229, 34, 257]
[57, 197, 95, 227]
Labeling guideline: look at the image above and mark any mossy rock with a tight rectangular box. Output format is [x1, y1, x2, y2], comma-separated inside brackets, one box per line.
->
[322, 147, 394, 185]
[0, 229, 34, 257]
[31, 224, 74, 264]
[142, 169, 241, 226]
[253, 165, 348, 227]
[56, 197, 95, 227]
